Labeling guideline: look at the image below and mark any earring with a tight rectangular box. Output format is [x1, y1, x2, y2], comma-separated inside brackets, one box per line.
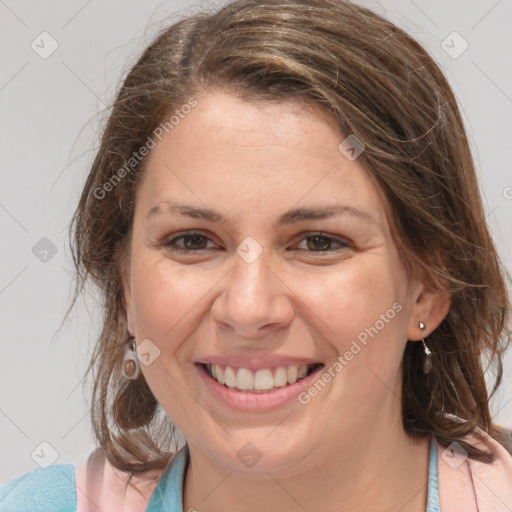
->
[419, 322, 432, 374]
[122, 335, 140, 380]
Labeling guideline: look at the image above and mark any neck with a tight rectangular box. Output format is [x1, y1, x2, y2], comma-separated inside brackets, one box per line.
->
[182, 418, 431, 512]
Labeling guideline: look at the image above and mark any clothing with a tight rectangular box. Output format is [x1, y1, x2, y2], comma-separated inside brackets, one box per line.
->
[426, 435, 440, 512]
[1, 430, 511, 511]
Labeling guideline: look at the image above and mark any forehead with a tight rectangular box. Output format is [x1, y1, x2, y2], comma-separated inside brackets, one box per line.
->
[136, 92, 390, 228]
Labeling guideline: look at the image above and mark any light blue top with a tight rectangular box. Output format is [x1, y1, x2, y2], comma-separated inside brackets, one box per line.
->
[0, 436, 439, 511]
[145, 442, 189, 512]
[426, 435, 440, 512]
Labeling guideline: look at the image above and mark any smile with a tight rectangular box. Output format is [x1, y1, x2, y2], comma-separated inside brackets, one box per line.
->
[204, 363, 322, 392]
[196, 361, 325, 411]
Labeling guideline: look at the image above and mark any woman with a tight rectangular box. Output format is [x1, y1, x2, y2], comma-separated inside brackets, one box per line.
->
[1, 0, 511, 510]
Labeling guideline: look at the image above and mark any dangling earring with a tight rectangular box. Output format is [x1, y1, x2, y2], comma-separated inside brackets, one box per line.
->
[122, 335, 140, 380]
[419, 322, 432, 374]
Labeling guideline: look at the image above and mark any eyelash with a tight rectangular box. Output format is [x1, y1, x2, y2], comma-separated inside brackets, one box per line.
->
[161, 231, 351, 255]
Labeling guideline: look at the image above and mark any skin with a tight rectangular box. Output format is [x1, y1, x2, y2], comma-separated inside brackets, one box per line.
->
[123, 91, 451, 512]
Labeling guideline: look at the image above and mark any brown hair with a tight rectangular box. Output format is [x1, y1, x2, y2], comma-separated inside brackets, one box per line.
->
[69, 0, 511, 478]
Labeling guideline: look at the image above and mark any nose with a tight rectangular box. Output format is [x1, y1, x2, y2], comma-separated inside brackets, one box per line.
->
[210, 248, 294, 339]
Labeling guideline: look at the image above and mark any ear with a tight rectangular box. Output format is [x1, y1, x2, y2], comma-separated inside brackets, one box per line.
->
[406, 280, 451, 341]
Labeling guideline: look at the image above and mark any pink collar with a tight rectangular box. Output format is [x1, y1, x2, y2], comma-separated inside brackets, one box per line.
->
[438, 429, 512, 511]
[75, 430, 512, 511]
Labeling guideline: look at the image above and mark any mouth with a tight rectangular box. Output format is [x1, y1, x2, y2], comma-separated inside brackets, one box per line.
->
[198, 362, 324, 393]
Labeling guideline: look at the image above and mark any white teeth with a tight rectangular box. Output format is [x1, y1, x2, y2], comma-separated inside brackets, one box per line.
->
[206, 363, 318, 392]
[236, 368, 254, 390]
[224, 366, 236, 388]
[287, 366, 298, 384]
[254, 369, 274, 390]
[274, 366, 288, 387]
[214, 363, 224, 384]
[297, 365, 308, 379]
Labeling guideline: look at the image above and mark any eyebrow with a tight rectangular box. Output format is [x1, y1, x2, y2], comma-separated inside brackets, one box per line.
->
[147, 200, 374, 225]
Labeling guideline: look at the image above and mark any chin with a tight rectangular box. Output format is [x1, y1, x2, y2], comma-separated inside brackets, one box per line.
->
[207, 436, 312, 477]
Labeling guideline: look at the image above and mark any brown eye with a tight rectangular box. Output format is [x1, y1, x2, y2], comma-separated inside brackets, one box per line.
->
[180, 234, 209, 250]
[163, 232, 217, 253]
[295, 232, 351, 253]
[306, 234, 332, 251]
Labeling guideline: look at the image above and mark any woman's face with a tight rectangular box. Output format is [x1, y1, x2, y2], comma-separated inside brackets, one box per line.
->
[123, 91, 444, 474]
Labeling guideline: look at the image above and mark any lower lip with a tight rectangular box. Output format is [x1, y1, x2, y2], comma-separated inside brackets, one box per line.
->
[195, 363, 325, 411]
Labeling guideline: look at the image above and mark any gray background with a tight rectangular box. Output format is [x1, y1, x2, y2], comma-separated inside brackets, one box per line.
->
[1, 0, 511, 482]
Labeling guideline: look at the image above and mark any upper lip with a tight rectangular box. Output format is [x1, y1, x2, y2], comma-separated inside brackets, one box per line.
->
[195, 355, 323, 370]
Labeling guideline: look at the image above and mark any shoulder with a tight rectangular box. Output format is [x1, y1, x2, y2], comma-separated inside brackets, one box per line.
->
[465, 428, 512, 481]
[0, 464, 76, 512]
[465, 427, 512, 473]
[74, 448, 163, 512]
[0, 449, 165, 512]
[467, 429, 512, 510]
[438, 428, 512, 511]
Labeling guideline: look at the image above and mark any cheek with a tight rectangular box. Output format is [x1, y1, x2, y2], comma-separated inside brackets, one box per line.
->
[295, 261, 409, 422]
[299, 256, 409, 370]
[129, 251, 223, 362]
[127, 254, 207, 417]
